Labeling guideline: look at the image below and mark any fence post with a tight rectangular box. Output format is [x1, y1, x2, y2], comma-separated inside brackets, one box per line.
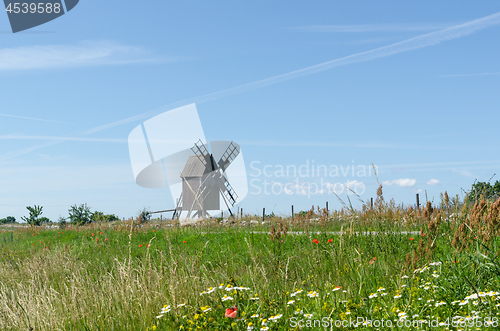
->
[416, 194, 420, 209]
[221, 210, 224, 219]
[291, 205, 294, 221]
[241, 208, 243, 219]
[262, 208, 265, 223]
[371, 197, 373, 208]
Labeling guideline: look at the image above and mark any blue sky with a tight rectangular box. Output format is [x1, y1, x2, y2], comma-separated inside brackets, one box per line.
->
[1, 1, 500, 221]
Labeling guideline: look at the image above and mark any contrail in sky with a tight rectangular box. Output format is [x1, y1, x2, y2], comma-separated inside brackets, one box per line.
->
[2, 11, 500, 161]
[0, 113, 71, 124]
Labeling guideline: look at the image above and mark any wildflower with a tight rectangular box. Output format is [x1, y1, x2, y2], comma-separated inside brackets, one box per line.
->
[251, 314, 259, 318]
[260, 327, 269, 331]
[177, 303, 186, 308]
[287, 300, 295, 305]
[304, 313, 313, 318]
[332, 286, 341, 291]
[269, 314, 282, 321]
[200, 287, 216, 295]
[328, 239, 333, 243]
[307, 291, 319, 298]
[377, 287, 385, 292]
[409, 237, 414, 241]
[401, 275, 409, 279]
[313, 239, 319, 244]
[394, 294, 402, 299]
[139, 244, 142, 247]
[222, 295, 233, 301]
[147, 243, 150, 247]
[225, 307, 237, 318]
[291, 290, 303, 297]
[368, 293, 377, 299]
[201, 306, 212, 312]
[183, 241, 186, 243]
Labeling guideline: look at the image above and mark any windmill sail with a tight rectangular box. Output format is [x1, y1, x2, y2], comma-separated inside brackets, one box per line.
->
[217, 141, 240, 172]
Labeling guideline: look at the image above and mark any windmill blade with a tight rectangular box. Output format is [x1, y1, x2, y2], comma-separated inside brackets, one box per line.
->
[218, 172, 238, 206]
[191, 139, 210, 166]
[217, 141, 240, 172]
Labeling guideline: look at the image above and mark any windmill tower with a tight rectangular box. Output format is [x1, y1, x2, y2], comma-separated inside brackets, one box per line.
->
[174, 140, 240, 219]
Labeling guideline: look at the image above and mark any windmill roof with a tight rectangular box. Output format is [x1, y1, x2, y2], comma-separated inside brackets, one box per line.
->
[181, 155, 209, 178]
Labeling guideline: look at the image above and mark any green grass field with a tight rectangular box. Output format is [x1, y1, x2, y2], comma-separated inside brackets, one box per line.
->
[1, 189, 500, 330]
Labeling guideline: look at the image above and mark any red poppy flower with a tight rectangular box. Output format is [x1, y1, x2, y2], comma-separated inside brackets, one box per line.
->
[91, 234, 94, 236]
[139, 244, 143, 247]
[183, 241, 186, 243]
[100, 232, 103, 235]
[328, 239, 333, 243]
[96, 238, 99, 242]
[313, 239, 319, 244]
[225, 307, 237, 318]
[147, 243, 150, 247]
[409, 237, 414, 241]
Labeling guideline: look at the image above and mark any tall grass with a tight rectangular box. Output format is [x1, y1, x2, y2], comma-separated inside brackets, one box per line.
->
[0, 187, 499, 330]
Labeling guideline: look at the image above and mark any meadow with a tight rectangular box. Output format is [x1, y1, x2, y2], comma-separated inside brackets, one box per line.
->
[1, 187, 500, 330]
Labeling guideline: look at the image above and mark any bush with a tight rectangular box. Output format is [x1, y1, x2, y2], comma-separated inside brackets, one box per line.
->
[58, 216, 67, 229]
[0, 216, 16, 224]
[138, 207, 151, 223]
[21, 205, 43, 226]
[39, 217, 51, 224]
[68, 204, 92, 226]
[468, 180, 500, 202]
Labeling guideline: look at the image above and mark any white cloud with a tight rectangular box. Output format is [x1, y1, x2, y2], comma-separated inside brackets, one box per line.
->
[0, 113, 72, 124]
[290, 23, 451, 33]
[382, 178, 417, 187]
[4, 12, 500, 160]
[426, 179, 441, 185]
[438, 72, 500, 77]
[0, 135, 126, 143]
[0, 40, 160, 71]
[452, 168, 476, 178]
